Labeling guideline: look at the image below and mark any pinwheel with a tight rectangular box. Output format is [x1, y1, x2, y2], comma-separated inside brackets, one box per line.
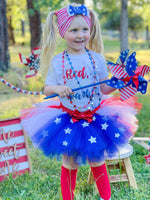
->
[19, 47, 41, 78]
[106, 49, 150, 100]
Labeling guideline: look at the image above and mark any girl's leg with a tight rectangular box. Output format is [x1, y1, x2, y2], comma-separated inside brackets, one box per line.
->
[61, 155, 79, 200]
[90, 161, 111, 200]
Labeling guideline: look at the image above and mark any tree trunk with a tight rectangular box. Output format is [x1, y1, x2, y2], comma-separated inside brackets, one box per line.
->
[146, 26, 149, 41]
[120, 0, 128, 52]
[7, 16, 15, 45]
[145, 25, 150, 48]
[0, 0, 10, 72]
[21, 20, 25, 37]
[27, 0, 42, 50]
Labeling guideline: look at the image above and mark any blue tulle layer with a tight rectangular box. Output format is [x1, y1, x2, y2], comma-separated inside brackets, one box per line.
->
[20, 96, 141, 164]
[30, 112, 132, 164]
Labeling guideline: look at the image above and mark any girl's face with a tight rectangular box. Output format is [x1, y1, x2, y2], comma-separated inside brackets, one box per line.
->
[64, 15, 91, 54]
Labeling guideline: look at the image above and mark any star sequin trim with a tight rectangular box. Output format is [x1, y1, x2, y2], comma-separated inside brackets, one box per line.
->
[63, 141, 68, 146]
[88, 136, 97, 144]
[92, 116, 96, 121]
[101, 122, 109, 130]
[54, 117, 61, 124]
[82, 121, 89, 127]
[41, 130, 48, 138]
[115, 133, 120, 138]
[64, 128, 72, 134]
[118, 127, 125, 133]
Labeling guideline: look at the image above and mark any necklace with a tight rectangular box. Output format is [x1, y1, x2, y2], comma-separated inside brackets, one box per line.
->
[62, 48, 101, 110]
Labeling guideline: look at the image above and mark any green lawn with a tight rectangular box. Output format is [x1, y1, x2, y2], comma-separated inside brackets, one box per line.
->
[0, 38, 150, 200]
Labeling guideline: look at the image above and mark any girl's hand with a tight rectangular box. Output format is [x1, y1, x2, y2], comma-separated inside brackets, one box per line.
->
[53, 85, 73, 97]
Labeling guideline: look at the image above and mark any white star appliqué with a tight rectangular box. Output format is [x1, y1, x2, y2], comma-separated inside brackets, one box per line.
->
[93, 116, 96, 121]
[88, 136, 97, 144]
[118, 127, 125, 133]
[115, 133, 120, 138]
[63, 141, 68, 146]
[101, 122, 109, 130]
[82, 122, 89, 128]
[64, 128, 72, 134]
[54, 117, 61, 124]
[102, 116, 108, 121]
[41, 130, 48, 138]
[70, 118, 73, 123]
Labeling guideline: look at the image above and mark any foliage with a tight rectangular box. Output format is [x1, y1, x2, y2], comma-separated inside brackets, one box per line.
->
[128, 14, 144, 31]
[93, 0, 149, 33]
[33, 0, 63, 14]
[6, 0, 27, 29]
[70, 0, 84, 4]
[103, 10, 120, 30]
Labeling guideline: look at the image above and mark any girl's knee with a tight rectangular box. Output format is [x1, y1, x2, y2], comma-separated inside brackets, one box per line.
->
[89, 160, 105, 167]
[62, 155, 79, 170]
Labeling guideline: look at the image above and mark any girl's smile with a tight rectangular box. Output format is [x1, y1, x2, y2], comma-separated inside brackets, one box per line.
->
[64, 15, 91, 54]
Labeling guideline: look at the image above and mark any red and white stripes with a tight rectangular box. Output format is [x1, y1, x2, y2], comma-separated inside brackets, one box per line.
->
[108, 64, 128, 79]
[55, 5, 92, 37]
[119, 86, 137, 101]
[0, 118, 32, 181]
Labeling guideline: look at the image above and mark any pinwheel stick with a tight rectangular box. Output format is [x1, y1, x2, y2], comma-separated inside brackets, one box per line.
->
[44, 79, 110, 100]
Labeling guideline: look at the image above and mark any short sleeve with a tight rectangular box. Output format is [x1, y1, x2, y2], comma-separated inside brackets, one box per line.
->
[99, 55, 109, 79]
[45, 68, 57, 85]
[45, 54, 62, 85]
[92, 52, 108, 80]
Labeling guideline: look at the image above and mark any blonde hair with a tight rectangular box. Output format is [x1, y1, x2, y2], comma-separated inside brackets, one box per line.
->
[40, 5, 104, 74]
[40, 11, 56, 74]
[88, 10, 104, 54]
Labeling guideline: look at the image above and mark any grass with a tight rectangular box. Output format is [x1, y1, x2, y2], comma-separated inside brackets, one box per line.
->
[0, 34, 150, 199]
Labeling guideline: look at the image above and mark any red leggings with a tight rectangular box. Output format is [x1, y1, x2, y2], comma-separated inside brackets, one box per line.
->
[61, 163, 111, 200]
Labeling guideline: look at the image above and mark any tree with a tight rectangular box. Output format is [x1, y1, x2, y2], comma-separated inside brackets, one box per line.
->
[128, 0, 150, 47]
[103, 11, 120, 30]
[6, 0, 27, 45]
[27, 0, 42, 50]
[129, 14, 143, 40]
[93, 0, 129, 52]
[0, 0, 10, 72]
[103, 10, 143, 40]
[120, 0, 128, 51]
[26, 0, 63, 50]
[70, 0, 84, 4]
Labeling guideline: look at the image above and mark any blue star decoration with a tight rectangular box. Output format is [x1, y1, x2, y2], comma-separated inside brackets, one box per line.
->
[106, 49, 150, 100]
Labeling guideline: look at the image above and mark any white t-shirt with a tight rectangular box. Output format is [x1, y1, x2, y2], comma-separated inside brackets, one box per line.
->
[45, 50, 108, 111]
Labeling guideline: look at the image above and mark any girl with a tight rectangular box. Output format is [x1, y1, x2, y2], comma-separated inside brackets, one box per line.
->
[21, 4, 141, 200]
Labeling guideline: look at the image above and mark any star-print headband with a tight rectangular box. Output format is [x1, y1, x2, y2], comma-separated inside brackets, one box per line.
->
[55, 5, 92, 37]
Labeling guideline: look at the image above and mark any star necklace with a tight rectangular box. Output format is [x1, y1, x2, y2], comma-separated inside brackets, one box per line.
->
[62, 48, 101, 110]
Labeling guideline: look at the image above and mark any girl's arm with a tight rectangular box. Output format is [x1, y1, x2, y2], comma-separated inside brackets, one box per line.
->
[44, 85, 73, 98]
[100, 77, 116, 95]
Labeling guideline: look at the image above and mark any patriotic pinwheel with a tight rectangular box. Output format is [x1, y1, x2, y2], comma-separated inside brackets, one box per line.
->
[106, 49, 150, 100]
[19, 47, 41, 78]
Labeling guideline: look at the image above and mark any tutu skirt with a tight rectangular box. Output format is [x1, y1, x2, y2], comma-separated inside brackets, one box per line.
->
[20, 96, 141, 164]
